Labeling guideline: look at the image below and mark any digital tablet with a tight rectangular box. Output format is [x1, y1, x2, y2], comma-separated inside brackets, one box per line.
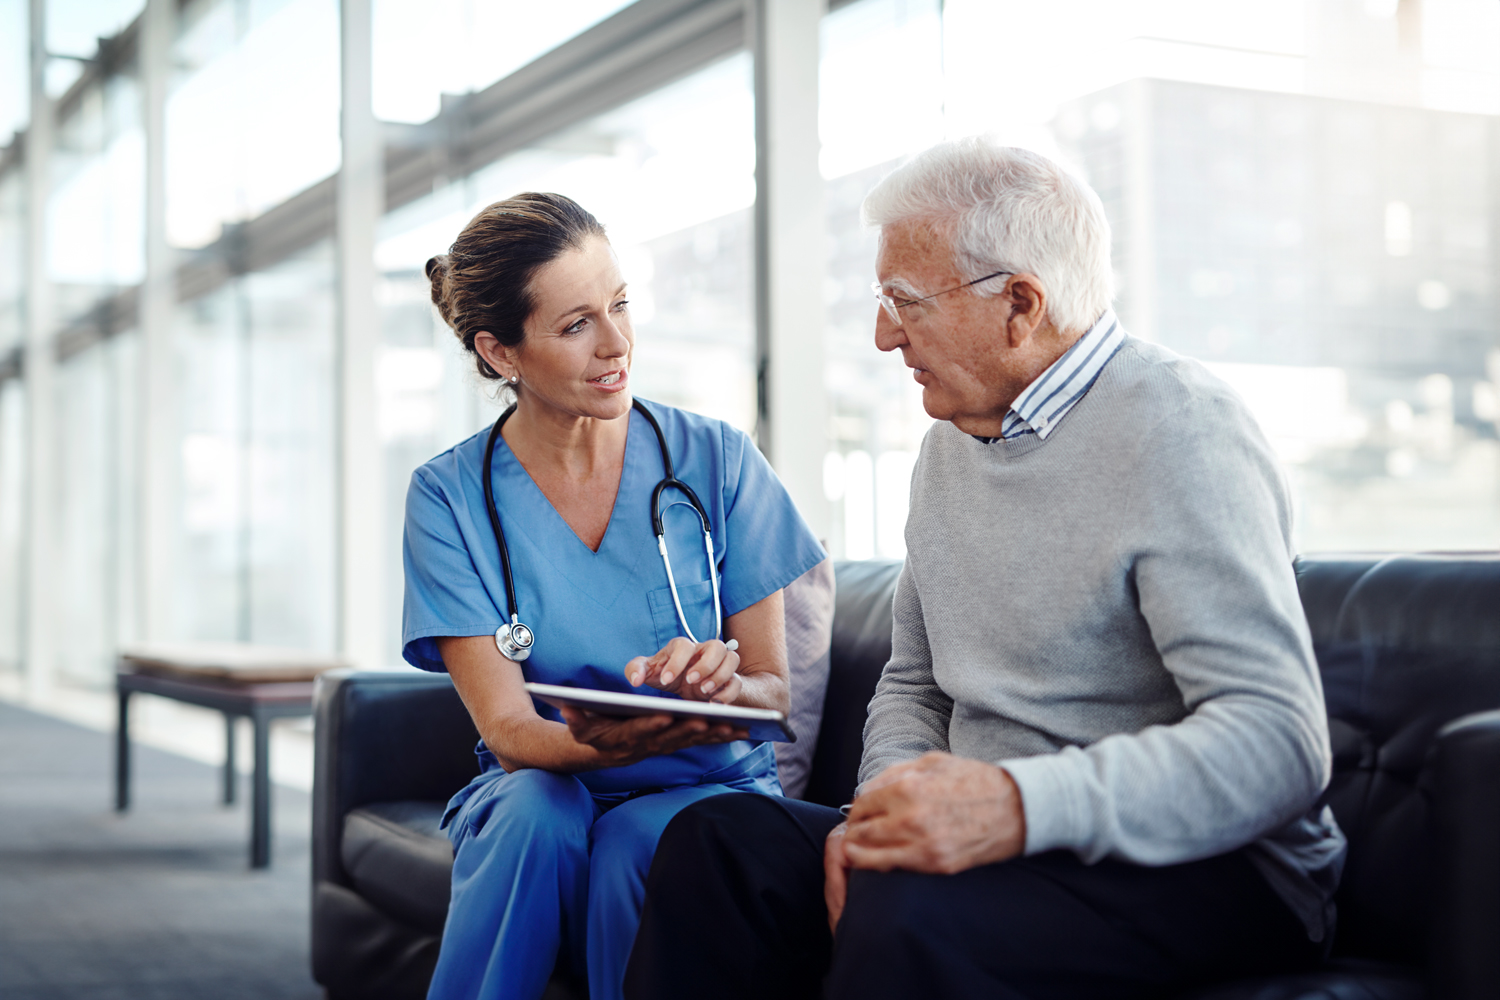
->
[524, 682, 796, 743]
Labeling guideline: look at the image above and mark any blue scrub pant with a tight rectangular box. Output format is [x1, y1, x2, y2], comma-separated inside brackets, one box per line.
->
[427, 752, 776, 1000]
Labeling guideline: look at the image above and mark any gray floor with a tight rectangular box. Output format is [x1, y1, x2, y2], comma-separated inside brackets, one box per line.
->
[0, 700, 323, 1000]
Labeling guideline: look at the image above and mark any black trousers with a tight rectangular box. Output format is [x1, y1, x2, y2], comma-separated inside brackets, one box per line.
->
[624, 794, 1323, 1000]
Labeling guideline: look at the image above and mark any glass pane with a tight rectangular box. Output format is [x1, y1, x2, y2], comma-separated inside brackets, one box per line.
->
[371, 0, 634, 124]
[48, 72, 144, 328]
[44, 0, 145, 96]
[47, 0, 145, 58]
[54, 347, 110, 687]
[53, 333, 138, 688]
[0, 378, 22, 677]
[0, 170, 23, 353]
[1057, 85, 1500, 550]
[175, 243, 336, 648]
[819, 0, 944, 180]
[241, 245, 337, 649]
[0, 0, 26, 137]
[166, 0, 341, 249]
[176, 281, 244, 640]
[374, 52, 755, 665]
[820, 0, 943, 560]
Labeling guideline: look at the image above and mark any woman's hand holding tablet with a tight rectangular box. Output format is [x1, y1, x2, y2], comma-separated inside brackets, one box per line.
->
[550, 695, 754, 766]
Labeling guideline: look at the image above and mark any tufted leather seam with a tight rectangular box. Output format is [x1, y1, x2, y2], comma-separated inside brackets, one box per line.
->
[1316, 559, 1387, 856]
[1331, 557, 1394, 729]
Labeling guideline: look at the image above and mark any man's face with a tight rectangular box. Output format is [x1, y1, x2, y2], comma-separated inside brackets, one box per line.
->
[873, 219, 1032, 436]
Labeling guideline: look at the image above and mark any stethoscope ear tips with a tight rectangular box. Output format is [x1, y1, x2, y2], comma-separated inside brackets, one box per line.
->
[496, 621, 534, 661]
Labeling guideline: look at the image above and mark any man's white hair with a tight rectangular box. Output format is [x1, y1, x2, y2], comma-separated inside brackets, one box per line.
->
[861, 138, 1113, 336]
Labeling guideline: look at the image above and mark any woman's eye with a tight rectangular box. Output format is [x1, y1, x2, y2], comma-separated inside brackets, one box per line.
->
[612, 299, 629, 312]
[564, 318, 587, 334]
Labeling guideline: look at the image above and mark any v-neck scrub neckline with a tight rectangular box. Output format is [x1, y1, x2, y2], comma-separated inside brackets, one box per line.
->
[401, 400, 825, 794]
[498, 412, 637, 557]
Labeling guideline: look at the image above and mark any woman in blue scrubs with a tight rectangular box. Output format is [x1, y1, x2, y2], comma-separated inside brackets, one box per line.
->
[402, 192, 824, 1000]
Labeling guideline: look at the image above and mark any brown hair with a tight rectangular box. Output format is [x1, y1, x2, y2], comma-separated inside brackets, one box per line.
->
[426, 192, 607, 380]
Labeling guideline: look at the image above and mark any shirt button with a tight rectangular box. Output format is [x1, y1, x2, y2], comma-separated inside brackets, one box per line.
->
[1036, 416, 1050, 431]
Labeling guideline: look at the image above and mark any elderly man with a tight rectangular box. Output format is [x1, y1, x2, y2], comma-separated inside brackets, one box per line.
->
[623, 140, 1346, 999]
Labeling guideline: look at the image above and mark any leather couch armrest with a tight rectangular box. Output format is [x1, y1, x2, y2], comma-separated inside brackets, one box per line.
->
[1429, 709, 1500, 1000]
[312, 670, 480, 890]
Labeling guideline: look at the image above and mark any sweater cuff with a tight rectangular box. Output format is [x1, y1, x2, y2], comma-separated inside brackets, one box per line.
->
[1000, 752, 1091, 857]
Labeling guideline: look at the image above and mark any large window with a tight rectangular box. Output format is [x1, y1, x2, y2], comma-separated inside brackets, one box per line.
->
[1057, 81, 1500, 550]
[820, 0, 1500, 555]
[1, 0, 1498, 692]
[373, 52, 757, 666]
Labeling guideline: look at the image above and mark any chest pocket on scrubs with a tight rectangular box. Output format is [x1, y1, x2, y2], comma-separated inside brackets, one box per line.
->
[647, 580, 716, 651]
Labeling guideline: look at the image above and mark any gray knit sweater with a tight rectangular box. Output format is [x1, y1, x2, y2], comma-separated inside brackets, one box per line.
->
[859, 336, 1347, 940]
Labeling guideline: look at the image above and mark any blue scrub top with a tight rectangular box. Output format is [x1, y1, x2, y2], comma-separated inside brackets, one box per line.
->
[402, 400, 825, 794]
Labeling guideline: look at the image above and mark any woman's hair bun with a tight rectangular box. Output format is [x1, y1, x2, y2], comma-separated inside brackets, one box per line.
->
[425, 254, 457, 329]
[427, 193, 606, 382]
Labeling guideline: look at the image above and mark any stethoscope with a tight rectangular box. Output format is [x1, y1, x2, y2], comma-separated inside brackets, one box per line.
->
[481, 398, 726, 662]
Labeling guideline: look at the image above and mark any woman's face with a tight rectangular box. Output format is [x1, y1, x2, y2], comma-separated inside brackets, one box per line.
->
[496, 235, 635, 423]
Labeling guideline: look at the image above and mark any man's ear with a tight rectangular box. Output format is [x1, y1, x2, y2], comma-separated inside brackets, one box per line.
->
[1002, 275, 1048, 347]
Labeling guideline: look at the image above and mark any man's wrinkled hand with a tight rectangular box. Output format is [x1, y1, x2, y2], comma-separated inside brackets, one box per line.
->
[841, 752, 1026, 876]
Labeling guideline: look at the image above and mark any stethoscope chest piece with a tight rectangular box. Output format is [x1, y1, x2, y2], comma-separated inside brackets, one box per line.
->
[495, 618, 534, 661]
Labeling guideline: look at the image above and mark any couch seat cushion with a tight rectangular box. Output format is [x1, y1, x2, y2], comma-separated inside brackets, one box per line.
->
[342, 800, 453, 935]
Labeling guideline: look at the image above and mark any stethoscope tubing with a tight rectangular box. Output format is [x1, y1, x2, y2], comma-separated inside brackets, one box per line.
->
[481, 411, 523, 633]
[481, 398, 724, 659]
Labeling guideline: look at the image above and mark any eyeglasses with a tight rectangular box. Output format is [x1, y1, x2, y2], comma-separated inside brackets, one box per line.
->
[871, 269, 1014, 325]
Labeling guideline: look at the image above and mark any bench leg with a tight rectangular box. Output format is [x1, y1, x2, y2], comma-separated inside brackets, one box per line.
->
[115, 689, 131, 812]
[250, 711, 271, 868]
[223, 713, 237, 805]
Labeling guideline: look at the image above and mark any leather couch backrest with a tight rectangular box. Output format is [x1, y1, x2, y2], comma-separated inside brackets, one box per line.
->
[313, 671, 480, 889]
[807, 554, 1500, 967]
[805, 560, 901, 808]
[1297, 554, 1500, 963]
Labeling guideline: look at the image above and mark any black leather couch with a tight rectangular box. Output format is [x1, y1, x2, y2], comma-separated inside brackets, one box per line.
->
[312, 554, 1500, 999]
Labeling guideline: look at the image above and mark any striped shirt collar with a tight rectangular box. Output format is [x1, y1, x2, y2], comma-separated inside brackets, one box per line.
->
[995, 310, 1125, 442]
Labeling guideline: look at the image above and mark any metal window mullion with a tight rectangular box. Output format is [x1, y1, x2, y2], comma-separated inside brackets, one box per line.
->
[336, 0, 384, 670]
[751, 0, 829, 539]
[139, 0, 177, 644]
[23, 0, 56, 698]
